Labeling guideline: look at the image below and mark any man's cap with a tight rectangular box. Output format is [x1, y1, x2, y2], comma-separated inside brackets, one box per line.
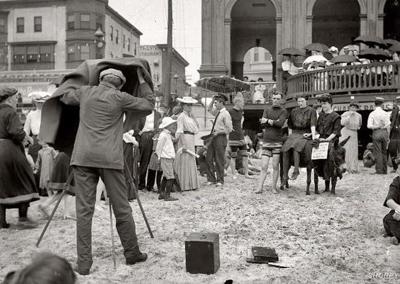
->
[159, 117, 177, 129]
[176, 96, 198, 104]
[375, 96, 384, 102]
[349, 100, 359, 108]
[99, 68, 126, 85]
[395, 96, 400, 102]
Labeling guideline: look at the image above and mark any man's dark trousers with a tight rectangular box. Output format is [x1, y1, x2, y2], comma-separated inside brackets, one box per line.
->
[373, 129, 388, 174]
[206, 134, 227, 184]
[73, 166, 140, 272]
[139, 131, 154, 189]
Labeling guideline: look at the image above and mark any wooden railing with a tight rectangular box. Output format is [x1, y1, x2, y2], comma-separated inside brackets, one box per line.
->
[286, 61, 400, 100]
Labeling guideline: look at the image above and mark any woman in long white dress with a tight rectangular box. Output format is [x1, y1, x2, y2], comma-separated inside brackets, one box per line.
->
[340, 101, 362, 173]
[174, 97, 199, 191]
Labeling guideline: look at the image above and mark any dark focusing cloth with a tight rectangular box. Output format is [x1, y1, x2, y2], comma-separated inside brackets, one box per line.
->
[0, 104, 39, 205]
[282, 106, 317, 153]
[314, 111, 341, 180]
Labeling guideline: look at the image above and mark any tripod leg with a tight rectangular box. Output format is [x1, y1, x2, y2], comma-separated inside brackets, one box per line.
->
[133, 186, 154, 238]
[36, 190, 67, 247]
[36, 172, 74, 247]
[109, 202, 117, 270]
[123, 158, 154, 238]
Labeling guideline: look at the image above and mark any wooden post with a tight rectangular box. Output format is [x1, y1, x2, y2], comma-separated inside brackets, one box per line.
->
[163, 0, 173, 112]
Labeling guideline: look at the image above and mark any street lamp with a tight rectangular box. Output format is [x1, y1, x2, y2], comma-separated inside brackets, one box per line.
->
[94, 27, 105, 59]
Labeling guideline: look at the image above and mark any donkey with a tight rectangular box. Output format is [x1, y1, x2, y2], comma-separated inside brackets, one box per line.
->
[282, 136, 350, 195]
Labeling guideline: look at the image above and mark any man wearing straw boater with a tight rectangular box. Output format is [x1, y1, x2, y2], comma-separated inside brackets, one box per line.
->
[60, 68, 154, 275]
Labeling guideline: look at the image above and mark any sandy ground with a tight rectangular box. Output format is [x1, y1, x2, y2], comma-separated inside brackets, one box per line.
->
[1, 162, 400, 284]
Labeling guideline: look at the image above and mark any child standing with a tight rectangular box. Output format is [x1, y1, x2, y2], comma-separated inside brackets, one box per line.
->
[148, 131, 163, 192]
[34, 141, 56, 196]
[156, 117, 178, 201]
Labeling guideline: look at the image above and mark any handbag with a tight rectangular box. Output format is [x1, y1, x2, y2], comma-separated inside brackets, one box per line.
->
[201, 110, 221, 143]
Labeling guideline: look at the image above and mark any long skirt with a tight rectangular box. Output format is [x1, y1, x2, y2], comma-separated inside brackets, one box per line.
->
[340, 127, 359, 173]
[0, 139, 39, 206]
[174, 134, 199, 191]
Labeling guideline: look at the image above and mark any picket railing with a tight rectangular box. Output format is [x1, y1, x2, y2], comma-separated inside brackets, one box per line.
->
[286, 61, 400, 100]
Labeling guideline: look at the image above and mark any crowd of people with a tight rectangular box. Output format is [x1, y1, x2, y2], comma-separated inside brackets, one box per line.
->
[3, 62, 400, 281]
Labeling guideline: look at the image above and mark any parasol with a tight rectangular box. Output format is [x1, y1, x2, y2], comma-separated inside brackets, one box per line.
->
[384, 39, 400, 47]
[195, 76, 250, 93]
[304, 43, 329, 53]
[389, 43, 400, 53]
[354, 35, 387, 48]
[279, 47, 304, 56]
[358, 48, 391, 61]
[303, 54, 329, 65]
[330, 55, 359, 64]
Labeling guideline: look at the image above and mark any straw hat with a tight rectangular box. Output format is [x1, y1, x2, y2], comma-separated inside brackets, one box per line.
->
[28, 91, 51, 102]
[176, 96, 198, 104]
[159, 117, 177, 129]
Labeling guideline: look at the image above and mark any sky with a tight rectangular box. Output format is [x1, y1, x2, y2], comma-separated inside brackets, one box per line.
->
[108, 0, 202, 84]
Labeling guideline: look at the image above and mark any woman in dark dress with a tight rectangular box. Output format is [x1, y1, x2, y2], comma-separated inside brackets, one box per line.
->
[314, 94, 342, 181]
[0, 87, 39, 228]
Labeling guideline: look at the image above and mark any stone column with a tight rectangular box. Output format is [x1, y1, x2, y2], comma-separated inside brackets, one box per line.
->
[224, 18, 231, 76]
[360, 13, 368, 35]
[377, 13, 384, 37]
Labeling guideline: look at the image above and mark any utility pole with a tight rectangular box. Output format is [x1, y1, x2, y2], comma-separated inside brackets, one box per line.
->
[163, 0, 173, 112]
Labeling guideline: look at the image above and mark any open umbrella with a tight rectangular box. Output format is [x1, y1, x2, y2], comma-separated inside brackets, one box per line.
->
[389, 43, 400, 53]
[354, 35, 387, 48]
[330, 55, 359, 64]
[358, 48, 391, 61]
[304, 43, 329, 53]
[303, 54, 329, 65]
[195, 76, 250, 93]
[279, 47, 304, 56]
[384, 39, 400, 47]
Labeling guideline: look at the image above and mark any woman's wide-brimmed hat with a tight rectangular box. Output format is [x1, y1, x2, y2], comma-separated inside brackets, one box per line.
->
[28, 91, 51, 102]
[159, 117, 177, 129]
[176, 96, 198, 104]
[0, 87, 18, 102]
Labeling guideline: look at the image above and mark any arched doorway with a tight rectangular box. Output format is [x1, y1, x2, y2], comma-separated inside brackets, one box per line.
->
[243, 47, 273, 82]
[384, 0, 400, 40]
[312, 0, 360, 49]
[230, 0, 276, 81]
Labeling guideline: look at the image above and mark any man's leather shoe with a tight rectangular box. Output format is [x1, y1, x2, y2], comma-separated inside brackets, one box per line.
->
[73, 265, 90, 276]
[126, 252, 148, 265]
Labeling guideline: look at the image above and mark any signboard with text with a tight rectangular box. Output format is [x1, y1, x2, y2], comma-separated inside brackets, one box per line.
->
[311, 142, 329, 160]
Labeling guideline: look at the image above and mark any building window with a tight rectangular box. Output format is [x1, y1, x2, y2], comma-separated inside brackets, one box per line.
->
[40, 45, 52, 62]
[253, 48, 259, 62]
[80, 14, 90, 29]
[123, 35, 126, 48]
[16, 17, 24, 33]
[79, 43, 90, 60]
[134, 42, 137, 55]
[27, 46, 39, 63]
[67, 14, 75, 30]
[96, 15, 103, 30]
[110, 26, 113, 40]
[12, 44, 54, 64]
[67, 44, 75, 61]
[0, 17, 6, 33]
[116, 29, 119, 44]
[34, 16, 42, 32]
[127, 38, 131, 52]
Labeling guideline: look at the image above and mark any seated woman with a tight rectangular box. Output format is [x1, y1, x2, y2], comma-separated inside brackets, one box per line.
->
[383, 157, 400, 245]
[313, 94, 342, 187]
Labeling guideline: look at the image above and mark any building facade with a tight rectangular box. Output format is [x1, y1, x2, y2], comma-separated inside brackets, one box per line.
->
[0, 0, 141, 97]
[200, 0, 400, 86]
[139, 44, 189, 98]
[243, 47, 273, 82]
